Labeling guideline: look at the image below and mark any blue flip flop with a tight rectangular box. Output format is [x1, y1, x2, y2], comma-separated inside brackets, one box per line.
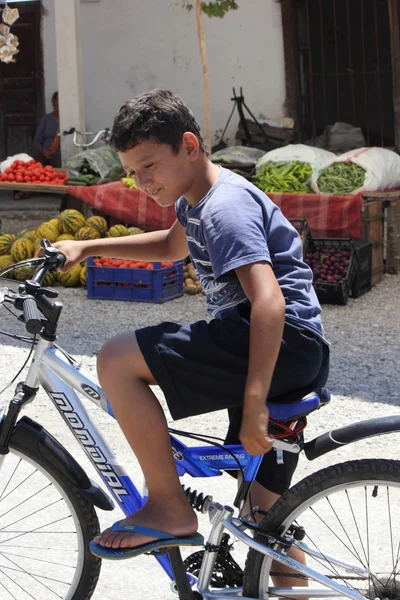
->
[89, 520, 204, 560]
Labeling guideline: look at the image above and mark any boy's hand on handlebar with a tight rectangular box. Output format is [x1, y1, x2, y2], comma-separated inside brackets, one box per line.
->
[36, 241, 86, 272]
[239, 405, 273, 456]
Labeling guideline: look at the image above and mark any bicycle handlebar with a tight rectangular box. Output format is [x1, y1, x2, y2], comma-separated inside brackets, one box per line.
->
[61, 128, 110, 149]
[0, 239, 66, 335]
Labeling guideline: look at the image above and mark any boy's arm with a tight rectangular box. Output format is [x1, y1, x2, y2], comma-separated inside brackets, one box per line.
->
[235, 261, 286, 456]
[53, 219, 189, 271]
[83, 219, 188, 260]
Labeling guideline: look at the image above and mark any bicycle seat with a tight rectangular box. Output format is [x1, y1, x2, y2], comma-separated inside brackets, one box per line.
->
[268, 388, 331, 421]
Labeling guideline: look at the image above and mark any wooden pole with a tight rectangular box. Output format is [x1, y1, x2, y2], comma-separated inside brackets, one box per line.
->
[280, 0, 302, 141]
[195, 0, 211, 153]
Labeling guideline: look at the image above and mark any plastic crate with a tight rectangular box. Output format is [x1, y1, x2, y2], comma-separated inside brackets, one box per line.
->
[306, 238, 357, 305]
[86, 257, 184, 303]
[288, 218, 312, 257]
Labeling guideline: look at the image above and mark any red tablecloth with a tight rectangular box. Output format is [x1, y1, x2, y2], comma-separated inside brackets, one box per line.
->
[268, 192, 364, 239]
[67, 181, 176, 232]
[68, 182, 365, 239]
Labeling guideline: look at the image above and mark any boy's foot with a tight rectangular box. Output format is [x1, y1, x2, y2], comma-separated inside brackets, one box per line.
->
[93, 500, 198, 550]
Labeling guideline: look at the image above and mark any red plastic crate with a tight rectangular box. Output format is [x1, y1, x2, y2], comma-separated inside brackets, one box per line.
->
[86, 257, 184, 303]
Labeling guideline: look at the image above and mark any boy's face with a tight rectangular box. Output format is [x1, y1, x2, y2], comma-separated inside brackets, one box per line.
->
[119, 135, 198, 207]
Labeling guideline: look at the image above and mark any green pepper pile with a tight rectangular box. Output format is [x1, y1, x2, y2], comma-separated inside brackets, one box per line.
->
[317, 162, 366, 195]
[253, 161, 312, 193]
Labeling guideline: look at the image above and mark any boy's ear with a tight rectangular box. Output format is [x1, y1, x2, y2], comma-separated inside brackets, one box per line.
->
[182, 132, 200, 161]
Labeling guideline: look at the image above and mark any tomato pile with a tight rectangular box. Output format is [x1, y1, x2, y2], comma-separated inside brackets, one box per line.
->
[93, 257, 175, 270]
[0, 160, 68, 185]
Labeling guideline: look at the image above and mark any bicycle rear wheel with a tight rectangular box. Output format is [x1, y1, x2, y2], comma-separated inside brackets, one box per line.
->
[244, 459, 400, 599]
[0, 437, 102, 600]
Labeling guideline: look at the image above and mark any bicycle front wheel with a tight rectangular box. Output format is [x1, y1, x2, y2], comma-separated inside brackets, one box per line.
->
[0, 437, 102, 600]
[244, 459, 400, 599]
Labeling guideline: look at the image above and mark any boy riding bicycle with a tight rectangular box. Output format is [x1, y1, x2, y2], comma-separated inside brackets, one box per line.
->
[52, 89, 329, 564]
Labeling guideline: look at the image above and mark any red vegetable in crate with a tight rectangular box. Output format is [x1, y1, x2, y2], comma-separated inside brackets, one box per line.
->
[305, 247, 350, 283]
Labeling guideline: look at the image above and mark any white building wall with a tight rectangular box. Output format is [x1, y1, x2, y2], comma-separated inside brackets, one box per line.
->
[41, 0, 286, 144]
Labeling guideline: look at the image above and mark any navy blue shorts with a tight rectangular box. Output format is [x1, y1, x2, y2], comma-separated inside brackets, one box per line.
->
[136, 304, 329, 494]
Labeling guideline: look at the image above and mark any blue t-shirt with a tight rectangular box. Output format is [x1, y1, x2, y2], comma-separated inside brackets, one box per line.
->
[175, 167, 326, 341]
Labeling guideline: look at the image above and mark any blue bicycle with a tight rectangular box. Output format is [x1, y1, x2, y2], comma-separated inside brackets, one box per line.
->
[1, 243, 400, 600]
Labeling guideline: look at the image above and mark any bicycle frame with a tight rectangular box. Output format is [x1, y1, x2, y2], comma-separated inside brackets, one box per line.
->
[5, 334, 371, 600]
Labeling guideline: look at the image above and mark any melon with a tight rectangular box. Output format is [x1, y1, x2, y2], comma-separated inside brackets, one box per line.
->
[13, 265, 35, 281]
[59, 209, 86, 235]
[106, 224, 129, 237]
[80, 265, 87, 287]
[0, 234, 16, 256]
[128, 227, 145, 235]
[57, 234, 75, 242]
[10, 238, 35, 262]
[58, 264, 82, 287]
[75, 226, 101, 241]
[16, 229, 30, 239]
[86, 216, 108, 235]
[36, 221, 60, 244]
[23, 230, 38, 242]
[48, 218, 62, 234]
[43, 271, 58, 287]
[0, 254, 14, 277]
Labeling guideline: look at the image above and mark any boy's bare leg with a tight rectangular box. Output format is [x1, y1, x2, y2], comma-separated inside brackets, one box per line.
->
[243, 479, 307, 590]
[93, 332, 197, 550]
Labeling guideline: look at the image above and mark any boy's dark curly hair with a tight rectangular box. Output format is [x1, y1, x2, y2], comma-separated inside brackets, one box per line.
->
[110, 89, 207, 155]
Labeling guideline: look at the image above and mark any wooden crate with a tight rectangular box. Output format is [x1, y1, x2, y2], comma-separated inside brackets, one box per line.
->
[360, 198, 384, 286]
[386, 199, 400, 274]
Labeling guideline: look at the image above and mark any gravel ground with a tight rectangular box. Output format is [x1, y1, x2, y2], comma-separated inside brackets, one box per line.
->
[1, 206, 400, 598]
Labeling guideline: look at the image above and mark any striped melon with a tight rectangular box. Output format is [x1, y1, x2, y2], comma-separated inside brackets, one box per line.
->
[86, 216, 108, 235]
[33, 237, 42, 255]
[16, 229, 30, 239]
[0, 254, 14, 277]
[13, 265, 35, 281]
[58, 264, 82, 287]
[10, 238, 35, 262]
[43, 272, 58, 287]
[57, 234, 75, 242]
[128, 227, 145, 235]
[48, 218, 62, 234]
[106, 224, 129, 237]
[75, 226, 101, 241]
[23, 230, 38, 242]
[0, 234, 16, 256]
[59, 209, 86, 235]
[80, 265, 87, 287]
[36, 221, 60, 244]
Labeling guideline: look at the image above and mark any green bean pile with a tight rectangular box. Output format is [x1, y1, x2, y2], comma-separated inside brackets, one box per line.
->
[253, 161, 312, 193]
[317, 162, 366, 195]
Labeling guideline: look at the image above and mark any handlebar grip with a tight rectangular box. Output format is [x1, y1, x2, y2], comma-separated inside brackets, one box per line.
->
[56, 253, 66, 269]
[23, 297, 42, 334]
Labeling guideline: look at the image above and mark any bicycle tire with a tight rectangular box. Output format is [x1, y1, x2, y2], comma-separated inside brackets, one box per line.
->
[1, 435, 102, 600]
[243, 459, 400, 599]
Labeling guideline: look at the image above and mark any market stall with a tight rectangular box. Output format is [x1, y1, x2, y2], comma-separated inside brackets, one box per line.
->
[66, 181, 176, 232]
